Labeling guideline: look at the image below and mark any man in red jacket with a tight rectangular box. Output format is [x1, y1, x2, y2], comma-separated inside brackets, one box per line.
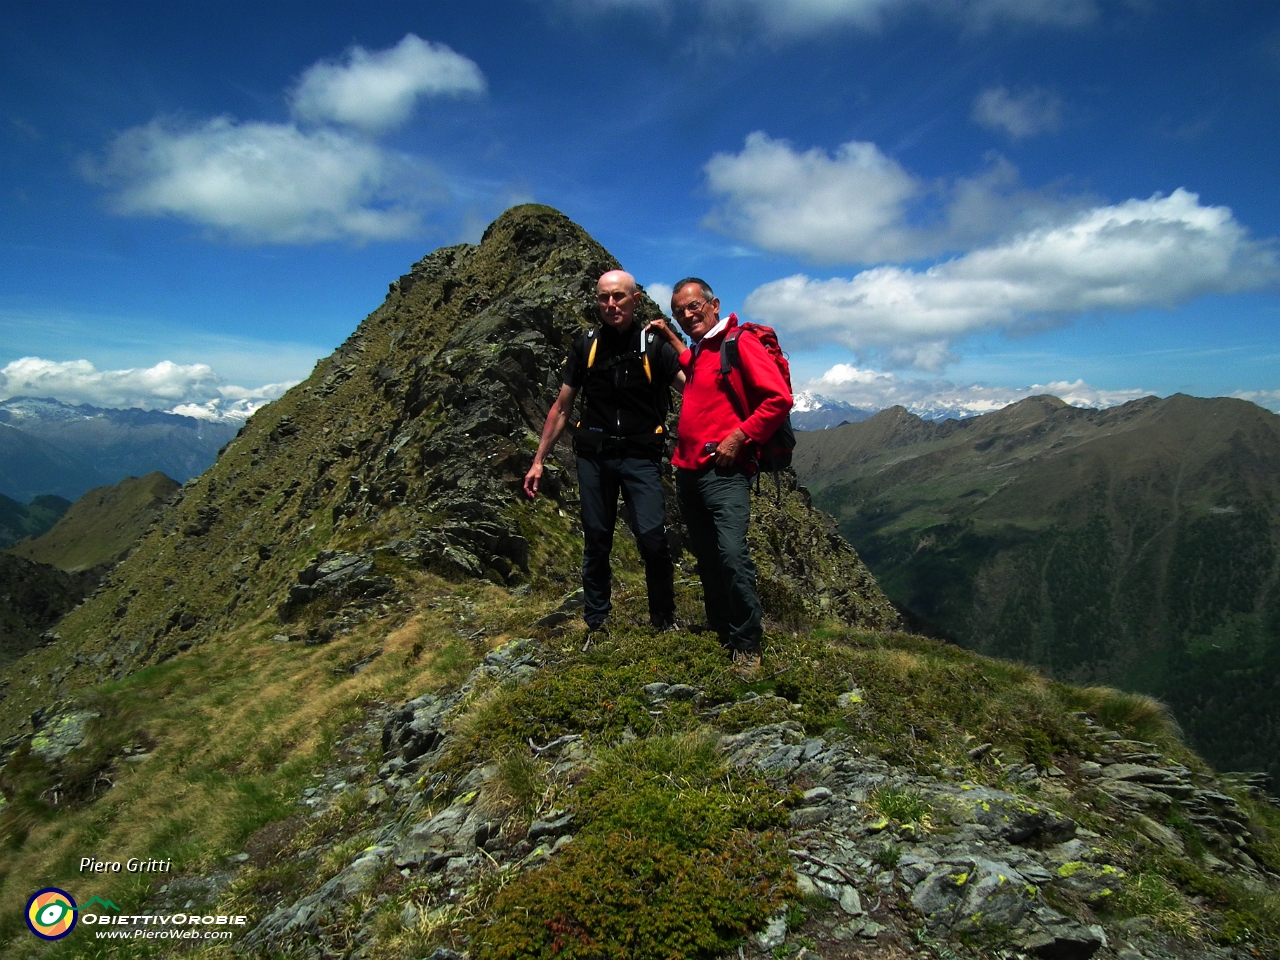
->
[649, 278, 792, 675]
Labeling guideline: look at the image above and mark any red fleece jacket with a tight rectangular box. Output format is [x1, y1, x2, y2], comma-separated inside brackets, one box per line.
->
[671, 315, 793, 471]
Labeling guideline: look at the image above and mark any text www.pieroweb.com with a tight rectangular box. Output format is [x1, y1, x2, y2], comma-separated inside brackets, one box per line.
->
[95, 928, 234, 940]
[82, 914, 247, 941]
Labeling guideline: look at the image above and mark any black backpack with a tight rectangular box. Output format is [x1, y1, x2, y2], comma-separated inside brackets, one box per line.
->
[573, 325, 669, 456]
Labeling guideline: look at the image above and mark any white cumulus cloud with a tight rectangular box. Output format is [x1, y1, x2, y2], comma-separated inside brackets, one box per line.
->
[291, 34, 485, 134]
[0, 357, 294, 421]
[705, 132, 922, 263]
[972, 86, 1063, 139]
[807, 363, 1149, 418]
[84, 34, 485, 244]
[744, 189, 1280, 370]
[84, 117, 437, 244]
[643, 281, 674, 315]
[704, 133, 1088, 264]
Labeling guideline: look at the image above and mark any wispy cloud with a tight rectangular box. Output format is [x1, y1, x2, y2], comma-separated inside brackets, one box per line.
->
[291, 34, 485, 134]
[564, 0, 1101, 33]
[0, 357, 294, 421]
[744, 189, 1280, 369]
[82, 34, 484, 245]
[805, 363, 1149, 417]
[972, 86, 1063, 138]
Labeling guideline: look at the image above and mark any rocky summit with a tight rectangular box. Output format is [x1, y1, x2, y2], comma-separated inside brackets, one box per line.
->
[1, 206, 1278, 960]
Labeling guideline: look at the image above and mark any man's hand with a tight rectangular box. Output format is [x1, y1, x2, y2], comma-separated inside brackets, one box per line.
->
[716, 428, 749, 466]
[646, 317, 687, 354]
[523, 461, 543, 499]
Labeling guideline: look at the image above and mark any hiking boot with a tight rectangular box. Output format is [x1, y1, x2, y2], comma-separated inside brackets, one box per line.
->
[730, 649, 762, 679]
[652, 618, 680, 633]
[582, 622, 609, 651]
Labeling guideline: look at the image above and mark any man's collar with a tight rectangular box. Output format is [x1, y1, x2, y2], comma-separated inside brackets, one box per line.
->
[692, 313, 735, 353]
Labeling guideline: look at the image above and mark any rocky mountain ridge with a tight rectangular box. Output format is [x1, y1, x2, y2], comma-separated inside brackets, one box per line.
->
[0, 203, 895, 744]
[19, 623, 1279, 960]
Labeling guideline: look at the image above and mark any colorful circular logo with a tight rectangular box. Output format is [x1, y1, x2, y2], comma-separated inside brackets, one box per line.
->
[26, 888, 78, 940]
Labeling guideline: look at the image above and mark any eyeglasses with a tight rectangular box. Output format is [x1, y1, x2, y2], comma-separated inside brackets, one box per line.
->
[597, 291, 631, 303]
[674, 299, 707, 315]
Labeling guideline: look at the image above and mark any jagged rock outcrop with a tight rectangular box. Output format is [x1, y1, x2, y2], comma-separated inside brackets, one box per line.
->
[0, 204, 893, 736]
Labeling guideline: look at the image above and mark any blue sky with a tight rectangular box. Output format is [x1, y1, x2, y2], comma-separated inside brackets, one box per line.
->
[2, 0, 1278, 419]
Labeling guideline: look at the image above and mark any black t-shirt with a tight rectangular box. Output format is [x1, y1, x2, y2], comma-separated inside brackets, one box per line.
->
[562, 322, 680, 440]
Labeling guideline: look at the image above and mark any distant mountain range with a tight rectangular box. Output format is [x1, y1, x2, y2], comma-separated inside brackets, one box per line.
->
[794, 393, 1280, 780]
[0, 397, 237, 502]
[790, 392, 874, 431]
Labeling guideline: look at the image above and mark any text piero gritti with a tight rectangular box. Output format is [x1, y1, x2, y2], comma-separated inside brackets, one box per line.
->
[79, 857, 173, 873]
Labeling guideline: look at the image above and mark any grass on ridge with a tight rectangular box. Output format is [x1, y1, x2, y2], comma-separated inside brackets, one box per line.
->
[0, 570, 524, 960]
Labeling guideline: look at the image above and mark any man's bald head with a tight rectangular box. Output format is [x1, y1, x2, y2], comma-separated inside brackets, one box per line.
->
[596, 269, 640, 332]
[598, 269, 637, 294]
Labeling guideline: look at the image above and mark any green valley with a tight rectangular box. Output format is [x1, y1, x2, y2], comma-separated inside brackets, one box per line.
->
[795, 395, 1280, 781]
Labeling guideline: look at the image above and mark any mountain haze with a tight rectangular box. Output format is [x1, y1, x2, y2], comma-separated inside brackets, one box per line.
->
[796, 394, 1280, 779]
[0, 492, 69, 550]
[790, 392, 873, 431]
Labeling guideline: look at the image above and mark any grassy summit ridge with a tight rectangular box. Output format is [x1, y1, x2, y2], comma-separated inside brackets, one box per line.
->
[795, 395, 1280, 781]
[3, 585, 1279, 959]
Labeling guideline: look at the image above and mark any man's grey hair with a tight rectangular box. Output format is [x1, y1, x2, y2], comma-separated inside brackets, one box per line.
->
[671, 277, 714, 302]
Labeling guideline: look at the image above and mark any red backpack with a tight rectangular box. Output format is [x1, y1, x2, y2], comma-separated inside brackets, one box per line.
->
[718, 322, 796, 472]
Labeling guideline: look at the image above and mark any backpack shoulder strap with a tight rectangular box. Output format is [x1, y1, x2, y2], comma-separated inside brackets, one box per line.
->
[719, 326, 744, 377]
[640, 327, 653, 383]
[717, 329, 750, 422]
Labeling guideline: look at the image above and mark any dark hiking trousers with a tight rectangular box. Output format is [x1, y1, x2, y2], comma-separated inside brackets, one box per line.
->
[675, 465, 763, 653]
[577, 455, 676, 629]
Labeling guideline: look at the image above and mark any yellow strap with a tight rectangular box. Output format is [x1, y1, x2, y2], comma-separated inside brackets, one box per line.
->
[587, 337, 598, 368]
